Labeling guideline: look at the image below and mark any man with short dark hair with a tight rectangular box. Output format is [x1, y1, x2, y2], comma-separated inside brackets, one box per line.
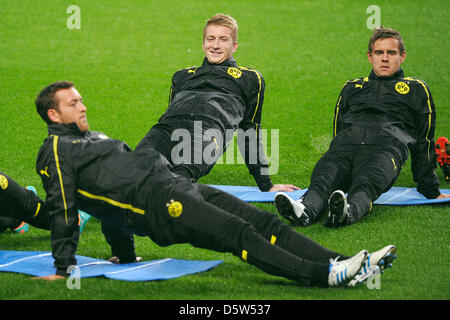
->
[136, 14, 298, 192]
[29, 80, 394, 286]
[275, 27, 450, 228]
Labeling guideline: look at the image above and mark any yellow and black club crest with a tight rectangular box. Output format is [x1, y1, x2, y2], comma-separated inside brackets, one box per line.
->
[0, 175, 8, 190]
[395, 81, 410, 94]
[227, 67, 242, 79]
[166, 199, 183, 218]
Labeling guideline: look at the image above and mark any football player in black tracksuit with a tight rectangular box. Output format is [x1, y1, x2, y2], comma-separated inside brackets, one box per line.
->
[13, 79, 395, 287]
[136, 14, 298, 193]
[275, 27, 450, 228]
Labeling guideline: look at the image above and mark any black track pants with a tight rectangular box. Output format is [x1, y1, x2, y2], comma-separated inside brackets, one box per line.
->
[302, 144, 404, 224]
[0, 172, 50, 230]
[145, 177, 346, 286]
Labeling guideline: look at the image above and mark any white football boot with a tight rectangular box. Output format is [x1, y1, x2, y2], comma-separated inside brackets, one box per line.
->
[326, 190, 350, 227]
[328, 250, 368, 287]
[348, 245, 397, 286]
[274, 192, 312, 226]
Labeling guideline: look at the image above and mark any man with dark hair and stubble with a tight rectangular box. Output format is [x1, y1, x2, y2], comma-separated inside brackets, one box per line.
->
[275, 27, 450, 228]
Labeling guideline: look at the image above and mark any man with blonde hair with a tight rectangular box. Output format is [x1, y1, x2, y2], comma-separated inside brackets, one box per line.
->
[203, 13, 238, 45]
[136, 14, 298, 192]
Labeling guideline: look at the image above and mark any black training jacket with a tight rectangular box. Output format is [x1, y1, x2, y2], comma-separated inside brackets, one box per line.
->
[36, 123, 176, 275]
[333, 68, 440, 198]
[158, 57, 273, 191]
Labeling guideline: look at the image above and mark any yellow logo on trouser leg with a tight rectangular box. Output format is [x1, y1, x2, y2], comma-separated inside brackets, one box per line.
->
[167, 199, 183, 218]
[0, 175, 8, 190]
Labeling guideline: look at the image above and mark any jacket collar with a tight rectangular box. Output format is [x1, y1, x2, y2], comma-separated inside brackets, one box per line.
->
[369, 68, 404, 81]
[201, 56, 238, 67]
[47, 123, 87, 137]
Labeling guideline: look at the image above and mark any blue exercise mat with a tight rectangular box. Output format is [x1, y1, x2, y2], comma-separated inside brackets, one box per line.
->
[207, 185, 450, 205]
[0, 250, 223, 281]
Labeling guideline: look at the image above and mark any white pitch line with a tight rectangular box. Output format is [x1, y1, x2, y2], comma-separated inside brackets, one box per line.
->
[105, 258, 172, 275]
[73, 261, 114, 269]
[380, 188, 412, 204]
[0, 253, 52, 268]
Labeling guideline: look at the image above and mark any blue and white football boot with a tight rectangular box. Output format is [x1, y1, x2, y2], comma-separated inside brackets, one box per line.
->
[328, 250, 368, 287]
[348, 245, 397, 286]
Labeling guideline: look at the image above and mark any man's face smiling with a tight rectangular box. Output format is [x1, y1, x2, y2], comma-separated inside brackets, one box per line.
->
[367, 38, 405, 77]
[203, 24, 238, 64]
[50, 87, 89, 132]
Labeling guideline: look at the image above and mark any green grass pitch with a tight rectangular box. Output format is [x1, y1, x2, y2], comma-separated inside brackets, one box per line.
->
[0, 0, 448, 301]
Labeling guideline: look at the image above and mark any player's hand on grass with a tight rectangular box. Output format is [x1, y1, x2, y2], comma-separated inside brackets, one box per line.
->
[269, 184, 301, 192]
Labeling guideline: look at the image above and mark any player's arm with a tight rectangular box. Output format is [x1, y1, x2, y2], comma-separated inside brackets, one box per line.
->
[237, 70, 273, 191]
[238, 71, 299, 192]
[410, 82, 441, 198]
[101, 222, 139, 263]
[168, 68, 192, 106]
[36, 137, 80, 279]
[333, 83, 348, 137]
[168, 74, 176, 105]
[237, 120, 272, 191]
